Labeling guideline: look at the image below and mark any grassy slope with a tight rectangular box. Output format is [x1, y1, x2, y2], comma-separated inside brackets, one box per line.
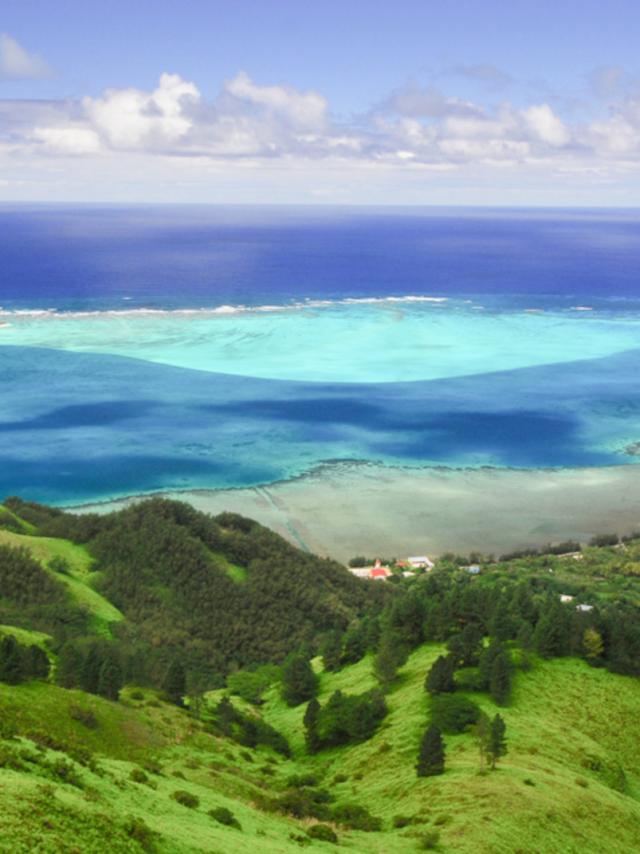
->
[256, 647, 640, 854]
[0, 529, 123, 636]
[1, 651, 640, 852]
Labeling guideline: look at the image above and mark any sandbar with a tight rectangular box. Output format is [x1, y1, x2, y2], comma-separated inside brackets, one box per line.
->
[69, 462, 640, 563]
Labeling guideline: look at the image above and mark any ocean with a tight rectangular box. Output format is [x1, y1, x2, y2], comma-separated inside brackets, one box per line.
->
[1, 204, 640, 505]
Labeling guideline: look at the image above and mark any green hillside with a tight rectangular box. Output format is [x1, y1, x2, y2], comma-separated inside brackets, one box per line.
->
[2, 497, 640, 852]
[1, 648, 640, 852]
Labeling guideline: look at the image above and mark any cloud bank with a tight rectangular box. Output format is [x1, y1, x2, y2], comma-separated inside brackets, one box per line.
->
[1, 52, 640, 203]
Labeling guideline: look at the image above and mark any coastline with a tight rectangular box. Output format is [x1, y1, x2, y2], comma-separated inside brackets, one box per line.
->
[68, 461, 640, 562]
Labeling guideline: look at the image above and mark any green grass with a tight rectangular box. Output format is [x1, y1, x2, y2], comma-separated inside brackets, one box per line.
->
[2, 651, 640, 852]
[0, 624, 52, 649]
[0, 529, 124, 636]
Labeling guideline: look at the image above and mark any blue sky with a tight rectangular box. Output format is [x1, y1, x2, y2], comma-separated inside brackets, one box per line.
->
[1, 1, 640, 204]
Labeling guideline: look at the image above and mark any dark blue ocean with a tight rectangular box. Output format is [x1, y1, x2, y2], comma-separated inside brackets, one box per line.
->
[1, 205, 640, 504]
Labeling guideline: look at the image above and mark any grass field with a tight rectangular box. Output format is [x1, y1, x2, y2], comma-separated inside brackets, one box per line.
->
[0, 529, 123, 636]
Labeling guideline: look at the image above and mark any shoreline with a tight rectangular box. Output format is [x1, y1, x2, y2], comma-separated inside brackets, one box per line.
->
[68, 461, 640, 562]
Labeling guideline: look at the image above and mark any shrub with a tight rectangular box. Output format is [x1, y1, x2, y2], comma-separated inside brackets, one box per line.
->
[307, 824, 338, 843]
[171, 790, 199, 808]
[123, 816, 157, 852]
[69, 705, 99, 729]
[393, 815, 413, 828]
[430, 695, 481, 733]
[333, 773, 348, 784]
[332, 803, 382, 831]
[130, 768, 149, 785]
[129, 689, 145, 701]
[49, 758, 83, 788]
[419, 830, 440, 850]
[208, 806, 241, 829]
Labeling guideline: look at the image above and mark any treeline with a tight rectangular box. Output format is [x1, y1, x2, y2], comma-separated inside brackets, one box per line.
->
[0, 543, 88, 637]
[1, 498, 386, 691]
[0, 634, 49, 684]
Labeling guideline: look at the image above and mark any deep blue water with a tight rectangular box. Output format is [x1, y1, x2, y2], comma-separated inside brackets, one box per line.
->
[2, 205, 640, 311]
[1, 206, 640, 505]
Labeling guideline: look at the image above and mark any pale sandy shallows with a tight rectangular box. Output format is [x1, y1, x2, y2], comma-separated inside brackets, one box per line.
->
[71, 463, 640, 563]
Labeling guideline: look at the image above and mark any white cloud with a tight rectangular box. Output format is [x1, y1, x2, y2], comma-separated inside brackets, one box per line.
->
[83, 72, 199, 149]
[521, 104, 570, 146]
[0, 33, 52, 80]
[2, 68, 640, 203]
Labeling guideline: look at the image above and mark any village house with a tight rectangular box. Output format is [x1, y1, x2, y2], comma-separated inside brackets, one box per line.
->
[560, 594, 575, 603]
[576, 603, 594, 612]
[348, 558, 392, 581]
[407, 555, 435, 570]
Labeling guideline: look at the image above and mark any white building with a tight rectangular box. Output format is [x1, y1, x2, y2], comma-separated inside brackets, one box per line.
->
[407, 555, 435, 570]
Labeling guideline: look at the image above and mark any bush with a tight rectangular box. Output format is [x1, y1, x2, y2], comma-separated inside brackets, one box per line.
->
[333, 803, 382, 831]
[393, 815, 413, 828]
[123, 816, 157, 852]
[129, 689, 145, 701]
[419, 830, 440, 850]
[130, 768, 149, 785]
[171, 790, 199, 808]
[430, 695, 481, 733]
[69, 705, 98, 729]
[208, 806, 241, 829]
[307, 824, 338, 843]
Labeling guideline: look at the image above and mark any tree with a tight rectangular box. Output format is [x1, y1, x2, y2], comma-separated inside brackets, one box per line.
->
[447, 624, 483, 667]
[489, 649, 511, 705]
[25, 645, 50, 679]
[533, 600, 570, 658]
[478, 639, 505, 689]
[487, 714, 507, 770]
[303, 698, 321, 754]
[80, 644, 103, 694]
[97, 658, 122, 701]
[416, 724, 445, 777]
[374, 628, 408, 687]
[281, 654, 318, 707]
[472, 712, 491, 771]
[0, 635, 23, 684]
[321, 631, 343, 672]
[425, 655, 456, 695]
[582, 627, 604, 662]
[163, 658, 186, 706]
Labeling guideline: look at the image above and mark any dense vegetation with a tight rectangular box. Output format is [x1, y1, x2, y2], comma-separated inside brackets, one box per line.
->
[3, 496, 640, 851]
[1, 497, 383, 692]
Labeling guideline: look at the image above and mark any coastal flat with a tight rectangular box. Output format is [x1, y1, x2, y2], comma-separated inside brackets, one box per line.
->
[73, 461, 640, 561]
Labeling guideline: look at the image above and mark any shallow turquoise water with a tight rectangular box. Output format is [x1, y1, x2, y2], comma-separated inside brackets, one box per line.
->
[2, 298, 640, 383]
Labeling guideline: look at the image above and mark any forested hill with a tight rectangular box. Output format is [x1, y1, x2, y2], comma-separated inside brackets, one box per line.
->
[0, 497, 384, 686]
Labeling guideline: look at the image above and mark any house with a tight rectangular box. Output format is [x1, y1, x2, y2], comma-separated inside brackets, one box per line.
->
[466, 564, 481, 575]
[349, 558, 392, 581]
[407, 555, 435, 570]
[402, 570, 416, 578]
[576, 603, 594, 613]
[559, 594, 575, 603]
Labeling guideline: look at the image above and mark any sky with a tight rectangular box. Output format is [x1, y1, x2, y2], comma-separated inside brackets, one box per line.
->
[1, 0, 640, 205]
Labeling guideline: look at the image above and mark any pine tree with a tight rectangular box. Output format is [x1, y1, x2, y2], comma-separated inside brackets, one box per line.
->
[25, 645, 50, 679]
[489, 649, 511, 705]
[97, 658, 122, 701]
[582, 627, 604, 661]
[321, 631, 343, 672]
[303, 697, 321, 753]
[163, 658, 186, 706]
[425, 655, 456, 695]
[56, 642, 84, 689]
[487, 714, 508, 770]
[281, 654, 318, 707]
[80, 645, 103, 694]
[472, 712, 491, 771]
[0, 636, 23, 684]
[374, 628, 408, 687]
[416, 724, 445, 777]
[478, 639, 504, 689]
